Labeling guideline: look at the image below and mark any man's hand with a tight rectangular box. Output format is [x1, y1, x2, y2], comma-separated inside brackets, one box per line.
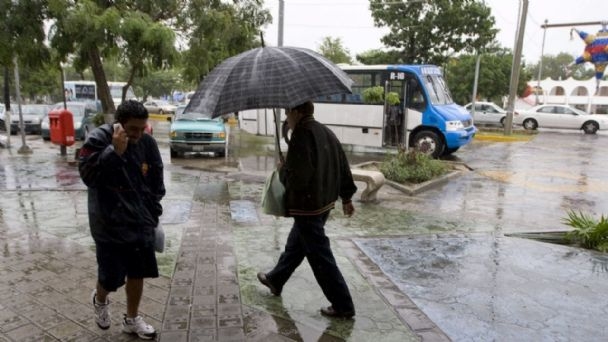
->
[342, 201, 355, 217]
[112, 123, 128, 155]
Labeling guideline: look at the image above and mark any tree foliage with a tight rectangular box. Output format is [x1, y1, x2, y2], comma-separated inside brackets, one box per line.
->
[527, 52, 594, 81]
[356, 49, 404, 65]
[48, 0, 181, 113]
[0, 0, 51, 107]
[369, 0, 498, 65]
[178, 0, 271, 86]
[317, 37, 353, 64]
[0, 0, 49, 68]
[445, 50, 532, 105]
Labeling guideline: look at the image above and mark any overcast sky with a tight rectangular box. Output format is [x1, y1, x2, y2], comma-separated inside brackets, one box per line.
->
[261, 0, 608, 64]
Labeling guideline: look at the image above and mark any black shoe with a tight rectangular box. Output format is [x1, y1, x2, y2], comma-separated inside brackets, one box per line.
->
[257, 272, 281, 296]
[320, 306, 355, 319]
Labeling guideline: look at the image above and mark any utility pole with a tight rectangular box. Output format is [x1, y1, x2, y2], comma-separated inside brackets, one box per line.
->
[3, 67, 10, 148]
[278, 0, 284, 47]
[471, 53, 481, 118]
[504, 0, 528, 135]
[535, 19, 548, 105]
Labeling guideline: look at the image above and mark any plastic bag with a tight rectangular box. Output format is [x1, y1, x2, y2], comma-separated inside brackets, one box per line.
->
[154, 223, 165, 253]
[261, 169, 286, 217]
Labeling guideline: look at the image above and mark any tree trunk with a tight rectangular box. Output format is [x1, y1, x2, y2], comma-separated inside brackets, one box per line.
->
[88, 46, 115, 115]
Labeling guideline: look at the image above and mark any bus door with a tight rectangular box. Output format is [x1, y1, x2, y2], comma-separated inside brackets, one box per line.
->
[382, 77, 406, 148]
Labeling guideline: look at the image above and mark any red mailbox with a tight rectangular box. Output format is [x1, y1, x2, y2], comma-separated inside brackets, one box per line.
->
[49, 108, 75, 146]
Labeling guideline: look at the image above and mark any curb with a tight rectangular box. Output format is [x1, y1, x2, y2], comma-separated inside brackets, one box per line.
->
[352, 160, 471, 196]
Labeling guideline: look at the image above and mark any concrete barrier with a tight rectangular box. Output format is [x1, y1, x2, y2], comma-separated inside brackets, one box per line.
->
[351, 169, 385, 202]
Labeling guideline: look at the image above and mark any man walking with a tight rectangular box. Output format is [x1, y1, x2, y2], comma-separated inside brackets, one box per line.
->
[257, 100, 357, 318]
[79, 100, 165, 339]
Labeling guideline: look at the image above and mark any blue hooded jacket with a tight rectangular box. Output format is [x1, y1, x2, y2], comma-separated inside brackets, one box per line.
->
[79, 124, 165, 244]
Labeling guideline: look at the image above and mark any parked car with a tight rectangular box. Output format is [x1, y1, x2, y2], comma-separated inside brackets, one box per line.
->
[464, 102, 510, 127]
[41, 101, 100, 141]
[7, 104, 51, 134]
[143, 100, 176, 115]
[169, 105, 226, 158]
[513, 104, 608, 134]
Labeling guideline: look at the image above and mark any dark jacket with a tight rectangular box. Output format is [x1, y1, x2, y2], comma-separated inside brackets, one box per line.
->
[79, 124, 165, 244]
[280, 116, 357, 216]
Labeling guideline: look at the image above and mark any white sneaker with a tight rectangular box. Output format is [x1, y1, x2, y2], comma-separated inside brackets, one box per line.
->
[91, 290, 111, 330]
[122, 315, 157, 340]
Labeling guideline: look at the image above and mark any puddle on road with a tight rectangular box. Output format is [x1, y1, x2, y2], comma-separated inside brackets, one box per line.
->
[480, 169, 608, 193]
[230, 200, 259, 225]
[193, 181, 230, 204]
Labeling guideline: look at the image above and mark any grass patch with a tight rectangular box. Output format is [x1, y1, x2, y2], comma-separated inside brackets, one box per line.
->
[380, 150, 448, 184]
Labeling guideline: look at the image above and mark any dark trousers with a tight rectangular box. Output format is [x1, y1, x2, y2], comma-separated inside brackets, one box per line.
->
[266, 211, 354, 312]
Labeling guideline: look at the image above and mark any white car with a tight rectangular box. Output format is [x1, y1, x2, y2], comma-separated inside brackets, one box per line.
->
[514, 104, 608, 134]
[143, 100, 176, 115]
[464, 102, 508, 126]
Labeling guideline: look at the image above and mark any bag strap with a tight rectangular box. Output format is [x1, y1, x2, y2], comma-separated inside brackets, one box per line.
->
[273, 108, 285, 164]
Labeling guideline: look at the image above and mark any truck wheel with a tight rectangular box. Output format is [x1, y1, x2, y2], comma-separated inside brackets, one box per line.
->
[412, 130, 444, 158]
[170, 148, 179, 158]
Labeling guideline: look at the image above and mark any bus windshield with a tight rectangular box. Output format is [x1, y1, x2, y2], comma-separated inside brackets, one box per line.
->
[422, 74, 454, 105]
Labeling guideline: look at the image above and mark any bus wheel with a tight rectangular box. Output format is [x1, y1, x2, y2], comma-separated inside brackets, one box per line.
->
[412, 130, 444, 158]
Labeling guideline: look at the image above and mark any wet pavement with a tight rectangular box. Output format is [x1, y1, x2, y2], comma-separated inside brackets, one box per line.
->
[0, 124, 607, 341]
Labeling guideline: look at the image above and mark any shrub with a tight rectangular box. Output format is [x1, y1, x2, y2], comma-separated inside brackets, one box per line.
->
[362, 86, 384, 104]
[91, 112, 105, 127]
[380, 150, 448, 184]
[563, 211, 608, 252]
[386, 91, 400, 106]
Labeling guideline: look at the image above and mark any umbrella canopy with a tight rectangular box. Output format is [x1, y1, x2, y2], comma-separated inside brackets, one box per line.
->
[185, 46, 353, 118]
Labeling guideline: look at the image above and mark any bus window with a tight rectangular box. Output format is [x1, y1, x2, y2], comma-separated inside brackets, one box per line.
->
[405, 77, 426, 111]
[348, 73, 373, 99]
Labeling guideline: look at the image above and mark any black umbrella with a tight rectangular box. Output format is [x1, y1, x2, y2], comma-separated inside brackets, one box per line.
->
[185, 46, 353, 118]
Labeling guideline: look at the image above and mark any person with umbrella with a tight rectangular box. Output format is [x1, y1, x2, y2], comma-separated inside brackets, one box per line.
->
[257, 100, 358, 318]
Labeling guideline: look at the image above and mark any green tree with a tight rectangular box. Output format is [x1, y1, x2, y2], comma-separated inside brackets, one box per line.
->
[118, 11, 178, 103]
[179, 0, 271, 85]
[48, 0, 181, 114]
[445, 50, 531, 105]
[134, 69, 182, 102]
[356, 49, 403, 65]
[317, 37, 353, 64]
[0, 0, 51, 106]
[527, 52, 593, 81]
[369, 0, 497, 65]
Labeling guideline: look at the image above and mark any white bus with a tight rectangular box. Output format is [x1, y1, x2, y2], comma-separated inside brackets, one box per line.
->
[64, 81, 137, 106]
[239, 64, 476, 157]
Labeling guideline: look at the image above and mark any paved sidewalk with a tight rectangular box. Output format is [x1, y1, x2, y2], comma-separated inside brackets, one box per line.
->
[3, 129, 608, 341]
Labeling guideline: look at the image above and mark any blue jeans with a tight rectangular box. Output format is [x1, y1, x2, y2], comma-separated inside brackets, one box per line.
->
[266, 211, 354, 312]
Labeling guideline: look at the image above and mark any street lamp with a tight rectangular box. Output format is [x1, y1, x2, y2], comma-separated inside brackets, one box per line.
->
[536, 19, 548, 105]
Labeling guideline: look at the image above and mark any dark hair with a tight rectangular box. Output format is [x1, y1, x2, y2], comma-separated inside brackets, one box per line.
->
[291, 100, 314, 116]
[115, 100, 148, 123]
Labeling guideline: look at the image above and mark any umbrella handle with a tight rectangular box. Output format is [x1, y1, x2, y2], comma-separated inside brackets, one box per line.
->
[272, 108, 284, 163]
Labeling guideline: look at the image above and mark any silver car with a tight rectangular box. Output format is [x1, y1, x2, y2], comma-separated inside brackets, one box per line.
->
[514, 104, 608, 134]
[8, 104, 51, 134]
[464, 102, 508, 127]
[143, 100, 176, 115]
